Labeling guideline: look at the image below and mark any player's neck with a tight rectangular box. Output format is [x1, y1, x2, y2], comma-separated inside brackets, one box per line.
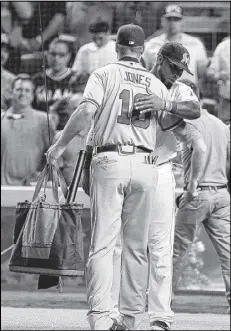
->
[119, 56, 140, 63]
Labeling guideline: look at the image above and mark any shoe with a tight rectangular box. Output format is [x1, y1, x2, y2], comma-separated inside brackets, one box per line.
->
[150, 321, 170, 330]
[108, 320, 128, 330]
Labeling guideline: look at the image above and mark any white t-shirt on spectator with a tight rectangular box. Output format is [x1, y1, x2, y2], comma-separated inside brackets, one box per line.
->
[143, 32, 208, 83]
[209, 37, 230, 100]
[72, 39, 117, 75]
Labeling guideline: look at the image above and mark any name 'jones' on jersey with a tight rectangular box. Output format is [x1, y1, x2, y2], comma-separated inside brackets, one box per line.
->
[81, 60, 169, 151]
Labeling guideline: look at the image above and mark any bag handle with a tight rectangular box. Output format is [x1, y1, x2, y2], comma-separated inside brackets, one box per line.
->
[32, 162, 68, 203]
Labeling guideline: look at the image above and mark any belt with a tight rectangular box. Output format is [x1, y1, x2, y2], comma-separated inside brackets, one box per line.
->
[94, 145, 152, 155]
[184, 184, 227, 191]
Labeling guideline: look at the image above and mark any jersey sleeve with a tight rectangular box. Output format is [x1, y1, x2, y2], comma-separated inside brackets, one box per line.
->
[148, 78, 184, 131]
[175, 84, 199, 103]
[157, 111, 183, 132]
[80, 69, 105, 111]
[183, 122, 204, 150]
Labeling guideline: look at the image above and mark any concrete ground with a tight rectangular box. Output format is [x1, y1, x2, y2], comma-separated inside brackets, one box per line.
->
[1, 307, 230, 330]
[1, 290, 230, 330]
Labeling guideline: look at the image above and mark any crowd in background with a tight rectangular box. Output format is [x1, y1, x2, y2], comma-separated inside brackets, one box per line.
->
[1, 1, 230, 187]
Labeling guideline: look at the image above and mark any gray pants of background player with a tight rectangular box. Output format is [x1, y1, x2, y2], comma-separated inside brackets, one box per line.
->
[86, 151, 158, 330]
[172, 187, 230, 305]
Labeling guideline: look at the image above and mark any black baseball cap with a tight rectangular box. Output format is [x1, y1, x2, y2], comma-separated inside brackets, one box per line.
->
[163, 4, 183, 19]
[116, 24, 145, 47]
[158, 42, 193, 75]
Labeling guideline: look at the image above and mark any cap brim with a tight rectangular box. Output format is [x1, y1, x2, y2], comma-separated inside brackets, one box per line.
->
[164, 13, 182, 19]
[167, 57, 194, 76]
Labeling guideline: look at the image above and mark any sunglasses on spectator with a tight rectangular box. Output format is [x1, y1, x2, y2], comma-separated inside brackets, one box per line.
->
[48, 51, 68, 58]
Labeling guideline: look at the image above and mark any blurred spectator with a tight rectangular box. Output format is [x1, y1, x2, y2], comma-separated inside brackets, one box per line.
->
[32, 37, 83, 131]
[72, 20, 117, 78]
[1, 74, 55, 186]
[143, 4, 208, 85]
[65, 2, 114, 53]
[1, 1, 33, 73]
[52, 93, 91, 186]
[2, 2, 66, 74]
[20, 2, 66, 52]
[207, 35, 230, 125]
[113, 2, 162, 39]
[1, 33, 15, 111]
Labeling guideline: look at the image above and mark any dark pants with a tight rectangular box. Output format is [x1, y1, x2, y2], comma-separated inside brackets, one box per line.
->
[172, 188, 230, 306]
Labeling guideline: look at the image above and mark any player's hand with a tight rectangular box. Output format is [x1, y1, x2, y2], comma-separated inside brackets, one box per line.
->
[186, 180, 201, 202]
[82, 169, 90, 196]
[144, 152, 159, 165]
[45, 143, 65, 165]
[134, 93, 165, 114]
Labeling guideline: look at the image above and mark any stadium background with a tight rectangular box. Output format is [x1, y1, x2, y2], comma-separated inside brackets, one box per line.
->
[1, 1, 230, 292]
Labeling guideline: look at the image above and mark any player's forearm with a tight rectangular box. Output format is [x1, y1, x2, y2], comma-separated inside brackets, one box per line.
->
[135, 95, 201, 119]
[55, 103, 94, 149]
[189, 140, 207, 183]
[170, 100, 201, 120]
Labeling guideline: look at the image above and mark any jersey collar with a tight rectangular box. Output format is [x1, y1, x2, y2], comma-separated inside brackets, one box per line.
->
[119, 56, 140, 63]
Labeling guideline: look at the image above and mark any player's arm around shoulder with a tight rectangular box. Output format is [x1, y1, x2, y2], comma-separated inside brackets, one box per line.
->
[171, 81, 201, 120]
[134, 80, 201, 120]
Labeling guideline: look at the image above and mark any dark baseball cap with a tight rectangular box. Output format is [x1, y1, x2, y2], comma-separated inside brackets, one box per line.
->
[116, 24, 145, 47]
[158, 42, 193, 75]
[163, 4, 183, 19]
[1, 33, 9, 47]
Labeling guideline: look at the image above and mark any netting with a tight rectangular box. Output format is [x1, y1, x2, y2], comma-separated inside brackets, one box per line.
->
[1, 1, 230, 187]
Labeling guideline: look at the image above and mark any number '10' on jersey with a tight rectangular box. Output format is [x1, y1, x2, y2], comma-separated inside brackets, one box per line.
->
[80, 59, 178, 151]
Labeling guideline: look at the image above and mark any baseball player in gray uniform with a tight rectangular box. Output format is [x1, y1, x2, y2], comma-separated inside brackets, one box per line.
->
[172, 80, 230, 314]
[82, 42, 202, 330]
[130, 43, 203, 331]
[46, 25, 183, 330]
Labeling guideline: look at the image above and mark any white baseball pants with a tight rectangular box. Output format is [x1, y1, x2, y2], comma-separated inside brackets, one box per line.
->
[148, 162, 175, 327]
[110, 162, 176, 327]
[86, 151, 158, 330]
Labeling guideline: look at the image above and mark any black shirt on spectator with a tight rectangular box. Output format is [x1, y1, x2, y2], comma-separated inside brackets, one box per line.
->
[32, 68, 74, 130]
[22, 2, 66, 48]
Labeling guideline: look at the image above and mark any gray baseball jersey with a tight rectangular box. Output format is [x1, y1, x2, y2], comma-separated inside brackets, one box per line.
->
[82, 60, 183, 150]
